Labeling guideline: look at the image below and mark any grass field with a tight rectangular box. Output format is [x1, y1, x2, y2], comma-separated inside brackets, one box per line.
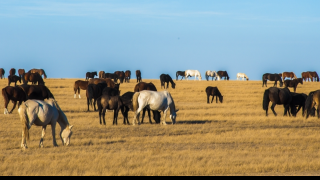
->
[1, 78, 320, 176]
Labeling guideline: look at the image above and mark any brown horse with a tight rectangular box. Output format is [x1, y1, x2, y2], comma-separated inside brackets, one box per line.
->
[28, 68, 47, 79]
[134, 82, 160, 124]
[18, 84, 54, 100]
[0, 68, 5, 79]
[74, 80, 89, 98]
[88, 78, 117, 88]
[9, 68, 16, 76]
[136, 70, 142, 83]
[98, 71, 105, 78]
[2, 86, 27, 114]
[308, 71, 319, 82]
[217, 71, 229, 80]
[114, 71, 125, 83]
[18, 69, 25, 78]
[284, 78, 303, 92]
[263, 87, 292, 116]
[301, 72, 311, 82]
[124, 70, 131, 83]
[86, 83, 109, 111]
[97, 93, 123, 125]
[205, 86, 223, 104]
[305, 90, 320, 118]
[22, 72, 45, 85]
[8, 75, 21, 86]
[282, 72, 297, 80]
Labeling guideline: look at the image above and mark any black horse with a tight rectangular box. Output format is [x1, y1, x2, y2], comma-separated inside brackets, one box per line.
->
[105, 73, 118, 83]
[284, 78, 303, 93]
[205, 86, 223, 104]
[176, 71, 186, 80]
[136, 70, 142, 83]
[263, 87, 292, 116]
[18, 84, 55, 100]
[85, 71, 97, 80]
[8, 75, 21, 86]
[289, 92, 308, 117]
[160, 74, 176, 89]
[86, 83, 109, 111]
[262, 73, 283, 87]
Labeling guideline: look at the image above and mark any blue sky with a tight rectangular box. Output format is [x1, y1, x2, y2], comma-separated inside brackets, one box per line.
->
[0, 0, 319, 80]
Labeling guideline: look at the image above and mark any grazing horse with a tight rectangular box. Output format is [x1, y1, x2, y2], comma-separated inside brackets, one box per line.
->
[289, 92, 308, 117]
[88, 78, 117, 88]
[301, 72, 310, 82]
[0, 68, 4, 79]
[284, 78, 303, 93]
[74, 80, 89, 98]
[98, 71, 105, 78]
[28, 68, 47, 79]
[85, 71, 97, 80]
[18, 84, 55, 101]
[114, 71, 125, 83]
[217, 71, 230, 80]
[205, 71, 220, 81]
[9, 68, 16, 76]
[282, 72, 297, 80]
[136, 70, 142, 83]
[105, 73, 118, 83]
[86, 83, 109, 111]
[176, 71, 186, 80]
[8, 75, 21, 86]
[236, 73, 249, 81]
[18, 98, 73, 149]
[205, 86, 223, 104]
[185, 70, 202, 81]
[124, 70, 131, 83]
[2, 86, 28, 114]
[97, 93, 123, 125]
[263, 87, 292, 116]
[308, 71, 319, 82]
[22, 72, 45, 85]
[262, 73, 283, 87]
[160, 74, 176, 89]
[132, 91, 179, 125]
[305, 90, 320, 119]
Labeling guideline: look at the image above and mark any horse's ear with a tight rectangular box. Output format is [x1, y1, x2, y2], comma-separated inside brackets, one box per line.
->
[175, 109, 179, 112]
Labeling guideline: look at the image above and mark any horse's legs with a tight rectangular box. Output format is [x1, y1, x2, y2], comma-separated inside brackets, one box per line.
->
[87, 98, 90, 111]
[216, 95, 218, 103]
[283, 104, 290, 116]
[207, 95, 210, 104]
[211, 95, 215, 103]
[9, 100, 17, 114]
[141, 108, 146, 123]
[102, 107, 107, 125]
[21, 129, 28, 149]
[39, 125, 47, 148]
[161, 107, 169, 125]
[166, 82, 169, 89]
[271, 103, 277, 116]
[50, 123, 58, 147]
[113, 108, 120, 125]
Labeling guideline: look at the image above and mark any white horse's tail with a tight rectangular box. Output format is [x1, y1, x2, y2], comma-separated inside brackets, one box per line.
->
[19, 103, 30, 141]
[132, 92, 140, 112]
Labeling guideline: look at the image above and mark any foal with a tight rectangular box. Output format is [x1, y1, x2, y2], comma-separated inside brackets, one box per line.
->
[206, 86, 223, 104]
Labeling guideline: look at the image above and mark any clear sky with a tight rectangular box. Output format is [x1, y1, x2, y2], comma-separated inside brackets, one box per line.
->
[0, 0, 319, 80]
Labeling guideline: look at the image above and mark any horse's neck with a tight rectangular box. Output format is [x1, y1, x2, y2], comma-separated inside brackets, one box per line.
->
[57, 110, 69, 130]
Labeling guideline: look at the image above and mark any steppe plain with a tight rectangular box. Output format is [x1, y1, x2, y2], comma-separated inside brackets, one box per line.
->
[1, 78, 320, 176]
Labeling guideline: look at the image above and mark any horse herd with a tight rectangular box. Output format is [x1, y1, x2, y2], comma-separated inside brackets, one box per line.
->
[1, 67, 320, 149]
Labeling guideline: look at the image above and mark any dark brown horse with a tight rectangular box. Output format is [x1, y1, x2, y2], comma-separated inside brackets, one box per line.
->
[85, 71, 97, 80]
[98, 71, 105, 78]
[119, 92, 134, 125]
[74, 80, 89, 98]
[18, 69, 25, 78]
[136, 70, 142, 83]
[282, 72, 297, 80]
[124, 70, 131, 83]
[308, 71, 319, 82]
[206, 86, 223, 104]
[301, 72, 311, 82]
[0, 68, 4, 79]
[217, 71, 229, 80]
[97, 93, 123, 125]
[160, 74, 176, 89]
[9, 68, 16, 76]
[86, 83, 109, 111]
[263, 87, 292, 116]
[22, 72, 45, 85]
[18, 84, 54, 100]
[114, 71, 125, 83]
[2, 86, 27, 114]
[305, 90, 320, 119]
[8, 75, 21, 86]
[105, 73, 118, 82]
[28, 68, 47, 79]
[88, 78, 117, 88]
[262, 73, 283, 87]
[134, 82, 160, 124]
[176, 71, 186, 80]
[289, 92, 308, 117]
[284, 78, 303, 93]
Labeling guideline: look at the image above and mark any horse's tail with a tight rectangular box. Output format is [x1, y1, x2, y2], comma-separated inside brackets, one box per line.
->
[42, 69, 47, 79]
[132, 92, 140, 112]
[293, 72, 297, 79]
[45, 86, 54, 99]
[316, 72, 320, 82]
[263, 89, 270, 110]
[87, 85, 94, 107]
[19, 102, 30, 141]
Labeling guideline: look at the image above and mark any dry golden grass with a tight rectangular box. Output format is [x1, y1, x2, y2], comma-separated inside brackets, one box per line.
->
[1, 78, 320, 176]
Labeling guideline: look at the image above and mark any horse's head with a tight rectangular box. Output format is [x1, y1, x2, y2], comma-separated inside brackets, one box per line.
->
[61, 125, 73, 146]
[219, 96, 224, 103]
[172, 82, 176, 89]
[170, 109, 179, 125]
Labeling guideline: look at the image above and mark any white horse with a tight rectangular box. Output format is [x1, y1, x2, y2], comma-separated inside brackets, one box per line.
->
[236, 73, 249, 81]
[205, 70, 220, 81]
[132, 90, 179, 125]
[185, 70, 202, 81]
[18, 98, 73, 150]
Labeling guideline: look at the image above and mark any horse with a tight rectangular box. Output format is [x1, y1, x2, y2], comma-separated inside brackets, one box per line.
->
[308, 71, 319, 82]
[2, 86, 28, 114]
[88, 78, 117, 88]
[74, 80, 89, 98]
[262, 73, 283, 87]
[132, 91, 179, 125]
[134, 82, 161, 124]
[160, 74, 176, 89]
[205, 71, 220, 81]
[85, 71, 97, 80]
[18, 98, 73, 149]
[289, 92, 308, 117]
[8, 75, 21, 86]
[28, 68, 47, 79]
[86, 83, 109, 111]
[236, 73, 249, 81]
[282, 72, 297, 80]
[97, 93, 123, 125]
[98, 71, 105, 78]
[124, 70, 131, 83]
[18, 69, 25, 78]
[262, 87, 292, 116]
[22, 72, 45, 85]
[105, 73, 118, 83]
[301, 72, 310, 82]
[18, 84, 55, 101]
[205, 86, 223, 104]
[284, 78, 303, 93]
[136, 70, 142, 83]
[176, 71, 186, 80]
[185, 70, 202, 81]
[0, 68, 4, 79]
[114, 71, 125, 83]
[304, 90, 320, 119]
[9, 68, 16, 76]
[216, 71, 229, 80]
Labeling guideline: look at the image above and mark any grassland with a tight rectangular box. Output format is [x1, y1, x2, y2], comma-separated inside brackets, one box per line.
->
[1, 78, 320, 176]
